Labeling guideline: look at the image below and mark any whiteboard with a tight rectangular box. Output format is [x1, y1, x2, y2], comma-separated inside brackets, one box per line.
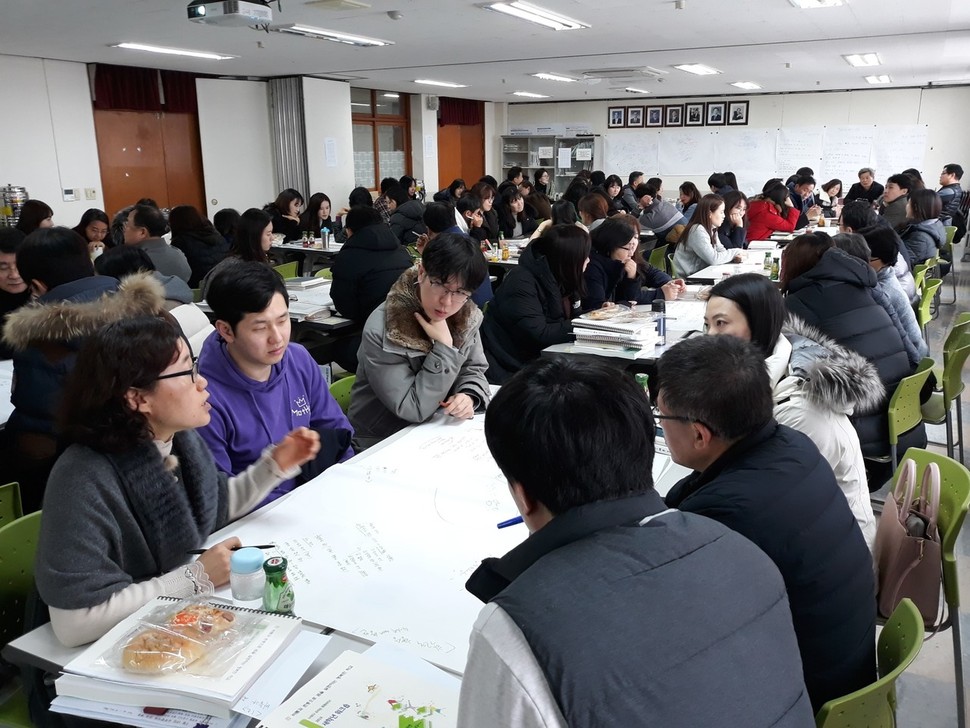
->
[659, 128, 717, 175]
[776, 126, 825, 179]
[871, 125, 928, 178]
[604, 130, 660, 176]
[714, 127, 776, 195]
[821, 125, 876, 185]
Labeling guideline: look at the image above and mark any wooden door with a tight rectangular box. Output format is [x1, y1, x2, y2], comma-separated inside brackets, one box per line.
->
[437, 122, 485, 190]
[160, 113, 206, 214]
[94, 110, 168, 216]
[459, 123, 485, 183]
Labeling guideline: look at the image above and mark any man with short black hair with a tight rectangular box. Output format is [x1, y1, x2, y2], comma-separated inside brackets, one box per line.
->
[199, 262, 353, 509]
[507, 166, 524, 186]
[938, 163, 965, 238]
[787, 174, 821, 226]
[124, 204, 191, 282]
[618, 170, 644, 213]
[374, 178, 402, 224]
[636, 183, 684, 243]
[348, 234, 489, 449]
[879, 173, 913, 229]
[658, 334, 876, 713]
[459, 357, 813, 727]
[707, 172, 731, 195]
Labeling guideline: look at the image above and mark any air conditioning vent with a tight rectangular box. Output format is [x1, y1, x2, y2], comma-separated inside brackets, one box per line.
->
[577, 66, 668, 80]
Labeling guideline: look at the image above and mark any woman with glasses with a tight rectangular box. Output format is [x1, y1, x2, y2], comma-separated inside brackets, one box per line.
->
[32, 312, 320, 647]
[673, 194, 742, 277]
[582, 216, 684, 311]
[702, 273, 877, 547]
[348, 234, 490, 449]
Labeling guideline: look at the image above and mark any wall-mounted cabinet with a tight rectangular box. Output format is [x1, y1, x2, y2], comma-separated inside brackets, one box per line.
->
[501, 135, 602, 196]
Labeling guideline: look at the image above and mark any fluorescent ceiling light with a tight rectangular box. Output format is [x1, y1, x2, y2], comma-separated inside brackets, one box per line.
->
[512, 91, 549, 98]
[110, 42, 236, 60]
[843, 53, 880, 67]
[865, 74, 892, 84]
[674, 64, 721, 76]
[273, 24, 392, 46]
[350, 102, 371, 107]
[414, 79, 467, 88]
[788, 0, 843, 7]
[731, 81, 762, 90]
[483, 2, 589, 31]
[382, 93, 400, 98]
[624, 87, 651, 94]
[531, 72, 577, 83]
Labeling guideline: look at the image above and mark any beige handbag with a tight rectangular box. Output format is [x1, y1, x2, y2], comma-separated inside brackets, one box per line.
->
[874, 459, 942, 626]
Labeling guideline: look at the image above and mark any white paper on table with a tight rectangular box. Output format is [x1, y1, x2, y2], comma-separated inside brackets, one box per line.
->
[50, 696, 245, 728]
[364, 642, 462, 688]
[324, 138, 338, 168]
[557, 147, 572, 169]
[234, 631, 333, 719]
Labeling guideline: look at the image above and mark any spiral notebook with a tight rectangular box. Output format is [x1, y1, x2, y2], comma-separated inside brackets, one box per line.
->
[57, 597, 302, 719]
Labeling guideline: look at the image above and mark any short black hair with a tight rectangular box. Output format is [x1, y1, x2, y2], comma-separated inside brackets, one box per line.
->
[380, 177, 399, 194]
[628, 171, 644, 185]
[348, 187, 373, 207]
[589, 170, 606, 188]
[479, 175, 499, 189]
[456, 195, 482, 216]
[0, 227, 26, 255]
[507, 166, 523, 181]
[207, 260, 288, 330]
[707, 173, 727, 189]
[657, 335, 773, 440]
[861, 226, 899, 266]
[796, 167, 814, 177]
[943, 163, 964, 180]
[94, 245, 156, 278]
[793, 175, 816, 188]
[423, 202, 456, 234]
[840, 200, 877, 231]
[421, 233, 486, 292]
[213, 208, 241, 238]
[17, 227, 94, 290]
[485, 357, 655, 514]
[646, 177, 663, 190]
[130, 204, 168, 237]
[886, 173, 913, 191]
[832, 232, 871, 262]
[15, 199, 53, 235]
[590, 215, 635, 256]
[707, 273, 785, 358]
[345, 205, 383, 232]
[633, 183, 652, 199]
[386, 186, 410, 207]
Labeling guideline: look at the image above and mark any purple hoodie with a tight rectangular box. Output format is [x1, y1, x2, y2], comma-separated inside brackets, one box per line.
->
[197, 330, 353, 507]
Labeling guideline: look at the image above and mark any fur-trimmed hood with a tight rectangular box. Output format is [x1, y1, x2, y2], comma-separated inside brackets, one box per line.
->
[383, 267, 482, 353]
[768, 315, 886, 416]
[2, 272, 166, 352]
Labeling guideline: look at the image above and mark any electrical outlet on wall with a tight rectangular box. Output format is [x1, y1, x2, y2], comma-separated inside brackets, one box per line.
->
[84, 188, 97, 200]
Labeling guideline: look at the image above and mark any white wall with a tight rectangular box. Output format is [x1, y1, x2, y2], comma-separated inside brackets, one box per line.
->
[196, 78, 276, 215]
[0, 55, 103, 225]
[505, 87, 970, 194]
[409, 94, 439, 196]
[483, 102, 505, 183]
[303, 77, 356, 209]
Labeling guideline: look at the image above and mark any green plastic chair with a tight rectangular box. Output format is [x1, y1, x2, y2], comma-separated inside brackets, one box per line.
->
[273, 261, 300, 279]
[912, 262, 931, 296]
[814, 598, 924, 728]
[648, 244, 668, 273]
[0, 510, 43, 728]
[931, 317, 970, 389]
[917, 278, 942, 347]
[891, 449, 970, 727]
[0, 481, 23, 527]
[666, 251, 679, 279]
[921, 341, 970, 462]
[191, 287, 204, 303]
[329, 375, 356, 415]
[865, 358, 934, 472]
[314, 267, 333, 280]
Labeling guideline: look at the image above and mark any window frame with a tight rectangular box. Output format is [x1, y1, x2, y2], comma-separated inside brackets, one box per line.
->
[351, 88, 411, 192]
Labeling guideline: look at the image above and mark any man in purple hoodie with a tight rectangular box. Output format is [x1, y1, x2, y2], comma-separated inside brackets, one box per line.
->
[199, 262, 354, 509]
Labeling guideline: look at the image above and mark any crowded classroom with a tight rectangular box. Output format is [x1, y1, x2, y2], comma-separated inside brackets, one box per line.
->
[2, 1, 970, 727]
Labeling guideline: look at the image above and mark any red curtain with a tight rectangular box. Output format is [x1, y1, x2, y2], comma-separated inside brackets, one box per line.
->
[438, 97, 483, 126]
[93, 64, 162, 111]
[160, 70, 198, 113]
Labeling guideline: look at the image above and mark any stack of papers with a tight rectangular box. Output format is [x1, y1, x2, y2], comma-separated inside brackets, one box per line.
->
[571, 308, 661, 355]
[285, 277, 329, 290]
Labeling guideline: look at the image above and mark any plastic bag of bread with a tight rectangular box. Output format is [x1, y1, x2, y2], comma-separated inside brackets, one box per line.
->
[108, 600, 256, 675]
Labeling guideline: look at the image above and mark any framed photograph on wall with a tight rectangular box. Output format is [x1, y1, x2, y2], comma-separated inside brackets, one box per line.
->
[664, 104, 684, 127]
[608, 106, 626, 129]
[626, 106, 645, 128]
[646, 106, 664, 127]
[728, 100, 750, 125]
[706, 101, 726, 126]
[685, 102, 705, 126]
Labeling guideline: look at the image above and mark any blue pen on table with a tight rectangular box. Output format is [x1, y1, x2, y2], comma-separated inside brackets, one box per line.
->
[497, 515, 524, 529]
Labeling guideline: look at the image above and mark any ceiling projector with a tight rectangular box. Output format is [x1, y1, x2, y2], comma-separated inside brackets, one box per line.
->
[187, 0, 273, 26]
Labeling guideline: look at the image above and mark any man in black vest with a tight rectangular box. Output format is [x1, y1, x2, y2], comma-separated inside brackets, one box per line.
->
[659, 335, 876, 713]
[461, 357, 814, 727]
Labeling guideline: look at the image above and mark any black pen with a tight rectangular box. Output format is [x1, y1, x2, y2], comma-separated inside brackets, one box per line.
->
[186, 544, 276, 555]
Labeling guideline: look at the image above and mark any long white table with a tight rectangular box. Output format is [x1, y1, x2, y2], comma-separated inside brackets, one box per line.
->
[271, 241, 344, 277]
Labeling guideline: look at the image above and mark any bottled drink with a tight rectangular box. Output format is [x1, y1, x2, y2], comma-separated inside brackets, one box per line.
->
[262, 556, 295, 614]
[763, 251, 772, 271]
[770, 257, 780, 282]
[302, 231, 311, 248]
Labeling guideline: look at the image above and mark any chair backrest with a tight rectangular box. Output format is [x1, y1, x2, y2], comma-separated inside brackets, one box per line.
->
[896, 449, 970, 608]
[913, 263, 930, 293]
[887, 358, 934, 445]
[329, 375, 356, 415]
[314, 267, 333, 279]
[814, 598, 924, 728]
[917, 278, 942, 329]
[943, 319, 970, 356]
[666, 252, 679, 278]
[273, 261, 299, 279]
[648, 244, 668, 272]
[944, 225, 957, 246]
[0, 510, 43, 646]
[941, 341, 970, 406]
[0, 481, 23, 527]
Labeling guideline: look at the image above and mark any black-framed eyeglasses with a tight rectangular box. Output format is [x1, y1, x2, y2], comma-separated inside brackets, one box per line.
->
[424, 275, 472, 303]
[155, 357, 199, 383]
[651, 404, 705, 428]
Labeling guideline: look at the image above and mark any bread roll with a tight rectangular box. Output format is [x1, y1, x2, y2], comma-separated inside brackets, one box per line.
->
[120, 605, 236, 673]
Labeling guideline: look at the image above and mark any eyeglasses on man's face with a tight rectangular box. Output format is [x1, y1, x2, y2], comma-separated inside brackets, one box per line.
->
[155, 357, 200, 383]
[425, 276, 472, 303]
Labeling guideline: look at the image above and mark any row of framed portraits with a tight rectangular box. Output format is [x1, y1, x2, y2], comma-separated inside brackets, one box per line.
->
[608, 100, 750, 129]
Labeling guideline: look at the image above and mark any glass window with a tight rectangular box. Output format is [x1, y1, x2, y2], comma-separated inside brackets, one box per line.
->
[377, 125, 406, 180]
[374, 91, 402, 116]
[353, 124, 375, 189]
[350, 87, 373, 114]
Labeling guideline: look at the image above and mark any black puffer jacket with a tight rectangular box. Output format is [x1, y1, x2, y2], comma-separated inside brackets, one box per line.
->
[388, 199, 426, 245]
[330, 223, 412, 324]
[898, 219, 946, 264]
[785, 247, 919, 455]
[172, 229, 229, 288]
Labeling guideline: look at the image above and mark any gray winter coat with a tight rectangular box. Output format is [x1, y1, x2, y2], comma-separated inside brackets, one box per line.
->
[899, 219, 946, 264]
[348, 268, 490, 448]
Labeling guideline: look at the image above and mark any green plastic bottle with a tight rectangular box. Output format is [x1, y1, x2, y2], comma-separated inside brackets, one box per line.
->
[262, 556, 295, 614]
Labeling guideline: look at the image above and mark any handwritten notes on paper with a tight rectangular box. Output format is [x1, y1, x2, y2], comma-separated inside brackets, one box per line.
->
[659, 129, 716, 175]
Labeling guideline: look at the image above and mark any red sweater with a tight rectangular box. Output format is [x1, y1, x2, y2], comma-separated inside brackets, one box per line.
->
[747, 200, 801, 241]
